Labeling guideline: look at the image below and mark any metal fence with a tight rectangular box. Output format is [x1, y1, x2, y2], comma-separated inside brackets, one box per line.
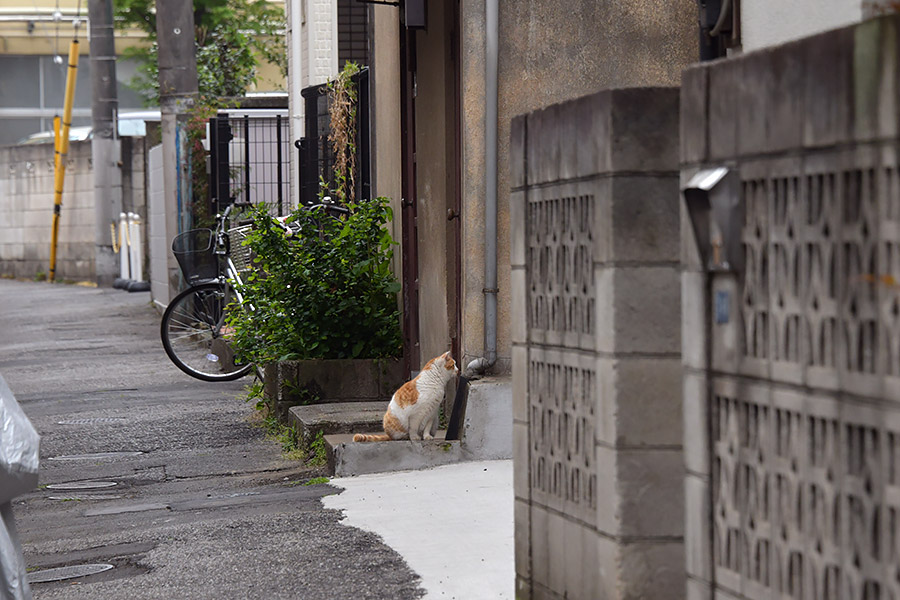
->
[297, 68, 370, 206]
[209, 112, 291, 216]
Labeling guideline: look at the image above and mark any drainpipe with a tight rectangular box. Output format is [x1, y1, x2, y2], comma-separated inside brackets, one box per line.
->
[289, 0, 304, 206]
[467, 0, 499, 376]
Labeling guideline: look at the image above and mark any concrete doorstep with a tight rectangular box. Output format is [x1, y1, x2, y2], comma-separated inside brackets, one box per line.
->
[288, 403, 467, 476]
[287, 378, 512, 477]
[327, 432, 466, 476]
[287, 401, 385, 448]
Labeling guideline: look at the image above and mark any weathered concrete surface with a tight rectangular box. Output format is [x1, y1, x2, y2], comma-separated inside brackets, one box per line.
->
[319, 377, 512, 475]
[288, 401, 385, 448]
[327, 432, 465, 477]
[511, 88, 684, 599]
[0, 279, 425, 599]
[454, 0, 696, 374]
[0, 139, 147, 283]
[264, 358, 404, 420]
[681, 16, 900, 600]
[462, 377, 512, 460]
[324, 460, 514, 600]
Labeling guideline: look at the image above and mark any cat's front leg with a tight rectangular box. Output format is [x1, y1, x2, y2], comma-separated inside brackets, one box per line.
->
[421, 409, 438, 440]
[407, 411, 425, 441]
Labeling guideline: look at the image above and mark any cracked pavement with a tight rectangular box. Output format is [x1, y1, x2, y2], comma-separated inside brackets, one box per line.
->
[0, 279, 424, 599]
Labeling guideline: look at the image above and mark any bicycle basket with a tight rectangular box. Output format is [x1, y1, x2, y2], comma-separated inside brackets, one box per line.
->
[227, 225, 254, 274]
[172, 228, 218, 284]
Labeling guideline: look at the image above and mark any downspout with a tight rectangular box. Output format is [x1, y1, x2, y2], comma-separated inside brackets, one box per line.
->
[466, 0, 499, 376]
[290, 0, 304, 195]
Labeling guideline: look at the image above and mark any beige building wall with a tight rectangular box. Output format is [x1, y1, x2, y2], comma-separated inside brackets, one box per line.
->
[370, 0, 697, 373]
[369, 6, 403, 283]
[413, 0, 457, 365]
[458, 0, 698, 373]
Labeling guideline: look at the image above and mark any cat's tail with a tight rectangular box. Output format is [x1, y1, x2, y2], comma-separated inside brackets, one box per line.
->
[353, 433, 391, 442]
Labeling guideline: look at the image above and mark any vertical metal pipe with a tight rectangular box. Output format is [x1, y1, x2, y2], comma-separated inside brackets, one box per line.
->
[289, 0, 304, 207]
[244, 115, 251, 205]
[484, 0, 499, 366]
[118, 212, 130, 280]
[276, 114, 284, 215]
[49, 39, 80, 282]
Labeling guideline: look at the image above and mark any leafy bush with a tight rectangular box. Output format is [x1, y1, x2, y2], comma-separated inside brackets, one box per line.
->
[226, 199, 402, 364]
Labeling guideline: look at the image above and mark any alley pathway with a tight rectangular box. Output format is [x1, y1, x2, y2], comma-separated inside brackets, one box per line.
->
[0, 279, 424, 599]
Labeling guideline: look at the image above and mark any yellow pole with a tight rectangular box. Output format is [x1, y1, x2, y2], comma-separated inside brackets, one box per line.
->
[53, 116, 61, 168]
[49, 39, 79, 282]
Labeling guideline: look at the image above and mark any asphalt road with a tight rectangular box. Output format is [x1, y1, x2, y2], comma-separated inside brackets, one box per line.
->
[0, 279, 424, 599]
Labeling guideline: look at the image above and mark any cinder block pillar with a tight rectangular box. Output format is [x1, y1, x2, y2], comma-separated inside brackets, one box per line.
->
[511, 88, 684, 600]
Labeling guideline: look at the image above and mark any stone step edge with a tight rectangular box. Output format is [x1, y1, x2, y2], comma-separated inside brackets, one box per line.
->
[324, 431, 468, 476]
[286, 402, 387, 447]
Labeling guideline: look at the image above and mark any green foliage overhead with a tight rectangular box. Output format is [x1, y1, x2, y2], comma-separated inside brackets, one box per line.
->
[114, 0, 286, 105]
[225, 199, 402, 364]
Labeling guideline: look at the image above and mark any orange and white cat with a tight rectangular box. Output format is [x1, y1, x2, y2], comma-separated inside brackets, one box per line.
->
[353, 352, 459, 442]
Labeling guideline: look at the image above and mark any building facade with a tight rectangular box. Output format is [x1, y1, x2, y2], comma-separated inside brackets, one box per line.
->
[0, 0, 147, 146]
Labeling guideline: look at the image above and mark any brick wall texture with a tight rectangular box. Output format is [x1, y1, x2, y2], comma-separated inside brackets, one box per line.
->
[0, 139, 146, 283]
[0, 141, 95, 281]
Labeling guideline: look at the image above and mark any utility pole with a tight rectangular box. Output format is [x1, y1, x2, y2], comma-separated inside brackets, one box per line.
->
[155, 0, 198, 301]
[89, 0, 121, 287]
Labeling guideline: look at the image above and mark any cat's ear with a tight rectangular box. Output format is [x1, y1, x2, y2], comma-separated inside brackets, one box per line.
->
[442, 351, 450, 359]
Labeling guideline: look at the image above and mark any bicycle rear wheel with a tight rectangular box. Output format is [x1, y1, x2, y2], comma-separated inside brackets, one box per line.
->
[160, 283, 253, 382]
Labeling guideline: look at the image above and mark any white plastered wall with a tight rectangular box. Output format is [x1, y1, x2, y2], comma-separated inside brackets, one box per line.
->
[741, 0, 864, 51]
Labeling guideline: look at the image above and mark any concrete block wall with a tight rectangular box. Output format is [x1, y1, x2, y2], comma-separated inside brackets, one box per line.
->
[512, 88, 683, 600]
[0, 141, 95, 281]
[681, 15, 900, 600]
[0, 138, 150, 284]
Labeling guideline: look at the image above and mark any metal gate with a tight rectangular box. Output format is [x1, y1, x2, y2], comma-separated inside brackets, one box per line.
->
[296, 68, 370, 206]
[209, 112, 291, 215]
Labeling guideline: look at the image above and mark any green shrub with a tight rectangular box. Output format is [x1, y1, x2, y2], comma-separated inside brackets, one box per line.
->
[226, 198, 402, 364]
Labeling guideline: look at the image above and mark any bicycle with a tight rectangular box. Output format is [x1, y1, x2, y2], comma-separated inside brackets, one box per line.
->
[160, 204, 256, 381]
[160, 200, 350, 382]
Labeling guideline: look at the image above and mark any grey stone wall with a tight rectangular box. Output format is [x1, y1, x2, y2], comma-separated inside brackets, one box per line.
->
[0, 139, 147, 283]
[512, 88, 683, 600]
[681, 15, 900, 600]
[0, 141, 94, 281]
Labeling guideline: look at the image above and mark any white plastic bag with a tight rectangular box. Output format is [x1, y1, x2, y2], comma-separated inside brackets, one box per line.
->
[0, 375, 39, 505]
[0, 502, 31, 600]
[0, 375, 36, 600]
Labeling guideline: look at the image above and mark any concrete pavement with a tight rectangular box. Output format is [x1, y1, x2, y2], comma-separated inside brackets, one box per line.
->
[324, 460, 515, 600]
[1, 279, 424, 599]
[1, 278, 517, 598]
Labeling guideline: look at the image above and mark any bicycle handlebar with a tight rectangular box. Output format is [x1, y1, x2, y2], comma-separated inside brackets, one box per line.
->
[214, 202, 351, 241]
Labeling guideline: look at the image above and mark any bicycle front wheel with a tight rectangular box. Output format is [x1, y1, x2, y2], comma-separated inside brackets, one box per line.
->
[160, 283, 253, 382]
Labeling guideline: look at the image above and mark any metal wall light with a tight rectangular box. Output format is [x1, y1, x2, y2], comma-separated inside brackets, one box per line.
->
[683, 166, 743, 273]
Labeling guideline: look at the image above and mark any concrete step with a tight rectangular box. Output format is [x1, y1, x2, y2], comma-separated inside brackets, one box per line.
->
[287, 401, 386, 449]
[326, 430, 466, 477]
[290, 377, 513, 477]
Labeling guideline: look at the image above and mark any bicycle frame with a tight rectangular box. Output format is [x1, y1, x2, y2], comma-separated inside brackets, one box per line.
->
[202, 205, 248, 334]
